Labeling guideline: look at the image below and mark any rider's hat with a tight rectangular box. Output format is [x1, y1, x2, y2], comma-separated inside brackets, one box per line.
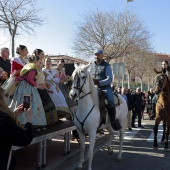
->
[95, 49, 103, 56]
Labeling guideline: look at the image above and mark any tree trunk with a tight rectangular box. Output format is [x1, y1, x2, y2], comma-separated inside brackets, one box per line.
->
[128, 70, 131, 89]
[11, 34, 15, 57]
[140, 77, 143, 91]
[148, 78, 150, 90]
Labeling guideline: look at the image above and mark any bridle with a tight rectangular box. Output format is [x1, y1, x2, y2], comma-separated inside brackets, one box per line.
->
[71, 70, 94, 135]
[155, 73, 169, 96]
[72, 72, 91, 99]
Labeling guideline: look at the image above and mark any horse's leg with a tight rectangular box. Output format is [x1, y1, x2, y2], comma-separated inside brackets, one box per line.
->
[164, 124, 169, 151]
[106, 124, 114, 155]
[87, 129, 96, 170]
[161, 120, 166, 143]
[153, 118, 161, 149]
[77, 129, 85, 169]
[117, 122, 126, 161]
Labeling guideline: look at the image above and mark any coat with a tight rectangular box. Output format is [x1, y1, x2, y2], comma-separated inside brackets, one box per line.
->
[126, 93, 135, 111]
[0, 111, 33, 170]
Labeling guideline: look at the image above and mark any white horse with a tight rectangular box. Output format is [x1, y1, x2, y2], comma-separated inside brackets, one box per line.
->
[69, 64, 128, 170]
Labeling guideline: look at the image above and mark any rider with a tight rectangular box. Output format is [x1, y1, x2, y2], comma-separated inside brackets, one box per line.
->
[152, 60, 170, 116]
[89, 49, 121, 131]
[162, 60, 170, 79]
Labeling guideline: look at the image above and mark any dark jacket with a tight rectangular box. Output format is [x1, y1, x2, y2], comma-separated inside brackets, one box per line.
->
[0, 57, 11, 84]
[0, 111, 33, 170]
[132, 92, 143, 111]
[126, 93, 135, 111]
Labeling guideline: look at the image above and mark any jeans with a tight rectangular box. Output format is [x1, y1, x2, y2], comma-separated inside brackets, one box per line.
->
[100, 86, 115, 108]
[152, 94, 157, 104]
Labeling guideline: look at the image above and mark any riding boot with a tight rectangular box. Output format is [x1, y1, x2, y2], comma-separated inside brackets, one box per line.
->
[109, 107, 122, 131]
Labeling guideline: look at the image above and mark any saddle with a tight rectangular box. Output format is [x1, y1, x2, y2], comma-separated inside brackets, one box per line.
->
[98, 89, 122, 125]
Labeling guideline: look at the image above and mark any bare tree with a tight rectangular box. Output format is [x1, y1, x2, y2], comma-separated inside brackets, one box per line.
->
[0, 0, 44, 57]
[143, 52, 156, 89]
[135, 46, 155, 91]
[122, 45, 143, 88]
[72, 10, 152, 63]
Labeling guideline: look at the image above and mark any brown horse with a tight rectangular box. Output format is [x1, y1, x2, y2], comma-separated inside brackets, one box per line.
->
[153, 70, 170, 150]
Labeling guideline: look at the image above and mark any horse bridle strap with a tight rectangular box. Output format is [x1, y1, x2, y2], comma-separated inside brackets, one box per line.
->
[75, 105, 95, 136]
[159, 74, 170, 96]
[73, 73, 91, 99]
[79, 92, 91, 99]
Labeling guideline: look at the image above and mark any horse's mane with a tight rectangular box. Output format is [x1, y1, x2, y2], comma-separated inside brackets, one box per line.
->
[86, 70, 99, 108]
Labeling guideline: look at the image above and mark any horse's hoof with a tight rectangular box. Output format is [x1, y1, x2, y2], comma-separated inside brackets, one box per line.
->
[116, 157, 122, 162]
[108, 148, 113, 155]
[164, 148, 169, 152]
[153, 147, 158, 150]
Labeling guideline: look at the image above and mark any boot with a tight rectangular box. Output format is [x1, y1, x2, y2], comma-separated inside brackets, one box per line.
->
[109, 107, 122, 131]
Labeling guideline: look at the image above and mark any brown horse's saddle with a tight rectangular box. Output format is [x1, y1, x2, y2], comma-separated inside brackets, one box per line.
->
[98, 90, 122, 125]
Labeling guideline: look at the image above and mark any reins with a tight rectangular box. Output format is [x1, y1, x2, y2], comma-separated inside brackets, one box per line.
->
[72, 72, 94, 135]
[75, 105, 95, 135]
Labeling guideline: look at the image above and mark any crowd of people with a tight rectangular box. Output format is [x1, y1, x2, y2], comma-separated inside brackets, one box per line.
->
[115, 86, 156, 131]
[0, 46, 72, 169]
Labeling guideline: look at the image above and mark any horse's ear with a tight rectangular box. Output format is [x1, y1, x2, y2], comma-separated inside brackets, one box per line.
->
[154, 68, 159, 74]
[84, 63, 91, 71]
[74, 62, 78, 69]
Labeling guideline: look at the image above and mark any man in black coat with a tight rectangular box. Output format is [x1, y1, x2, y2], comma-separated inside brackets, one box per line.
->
[132, 87, 144, 128]
[0, 47, 11, 84]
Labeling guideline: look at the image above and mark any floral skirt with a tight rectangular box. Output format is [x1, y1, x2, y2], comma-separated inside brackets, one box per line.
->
[38, 89, 58, 125]
[9, 80, 47, 126]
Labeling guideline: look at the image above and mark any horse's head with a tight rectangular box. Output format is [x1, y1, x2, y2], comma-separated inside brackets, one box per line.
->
[69, 64, 91, 100]
[154, 71, 168, 94]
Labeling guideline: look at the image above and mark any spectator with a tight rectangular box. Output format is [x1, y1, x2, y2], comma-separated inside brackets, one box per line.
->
[117, 87, 122, 94]
[0, 87, 33, 170]
[11, 45, 28, 77]
[148, 88, 155, 119]
[0, 47, 11, 83]
[43, 57, 70, 121]
[35, 51, 58, 125]
[132, 87, 144, 128]
[9, 55, 47, 128]
[121, 88, 134, 131]
[33, 49, 45, 61]
[141, 91, 146, 120]
[146, 91, 153, 119]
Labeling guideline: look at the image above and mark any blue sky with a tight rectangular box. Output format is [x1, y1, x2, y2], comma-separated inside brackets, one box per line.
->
[1, 0, 170, 58]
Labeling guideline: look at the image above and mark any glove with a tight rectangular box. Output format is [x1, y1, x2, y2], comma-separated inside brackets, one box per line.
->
[93, 79, 100, 86]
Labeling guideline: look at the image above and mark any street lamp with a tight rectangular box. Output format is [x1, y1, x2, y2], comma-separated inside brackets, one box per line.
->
[121, 0, 133, 88]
